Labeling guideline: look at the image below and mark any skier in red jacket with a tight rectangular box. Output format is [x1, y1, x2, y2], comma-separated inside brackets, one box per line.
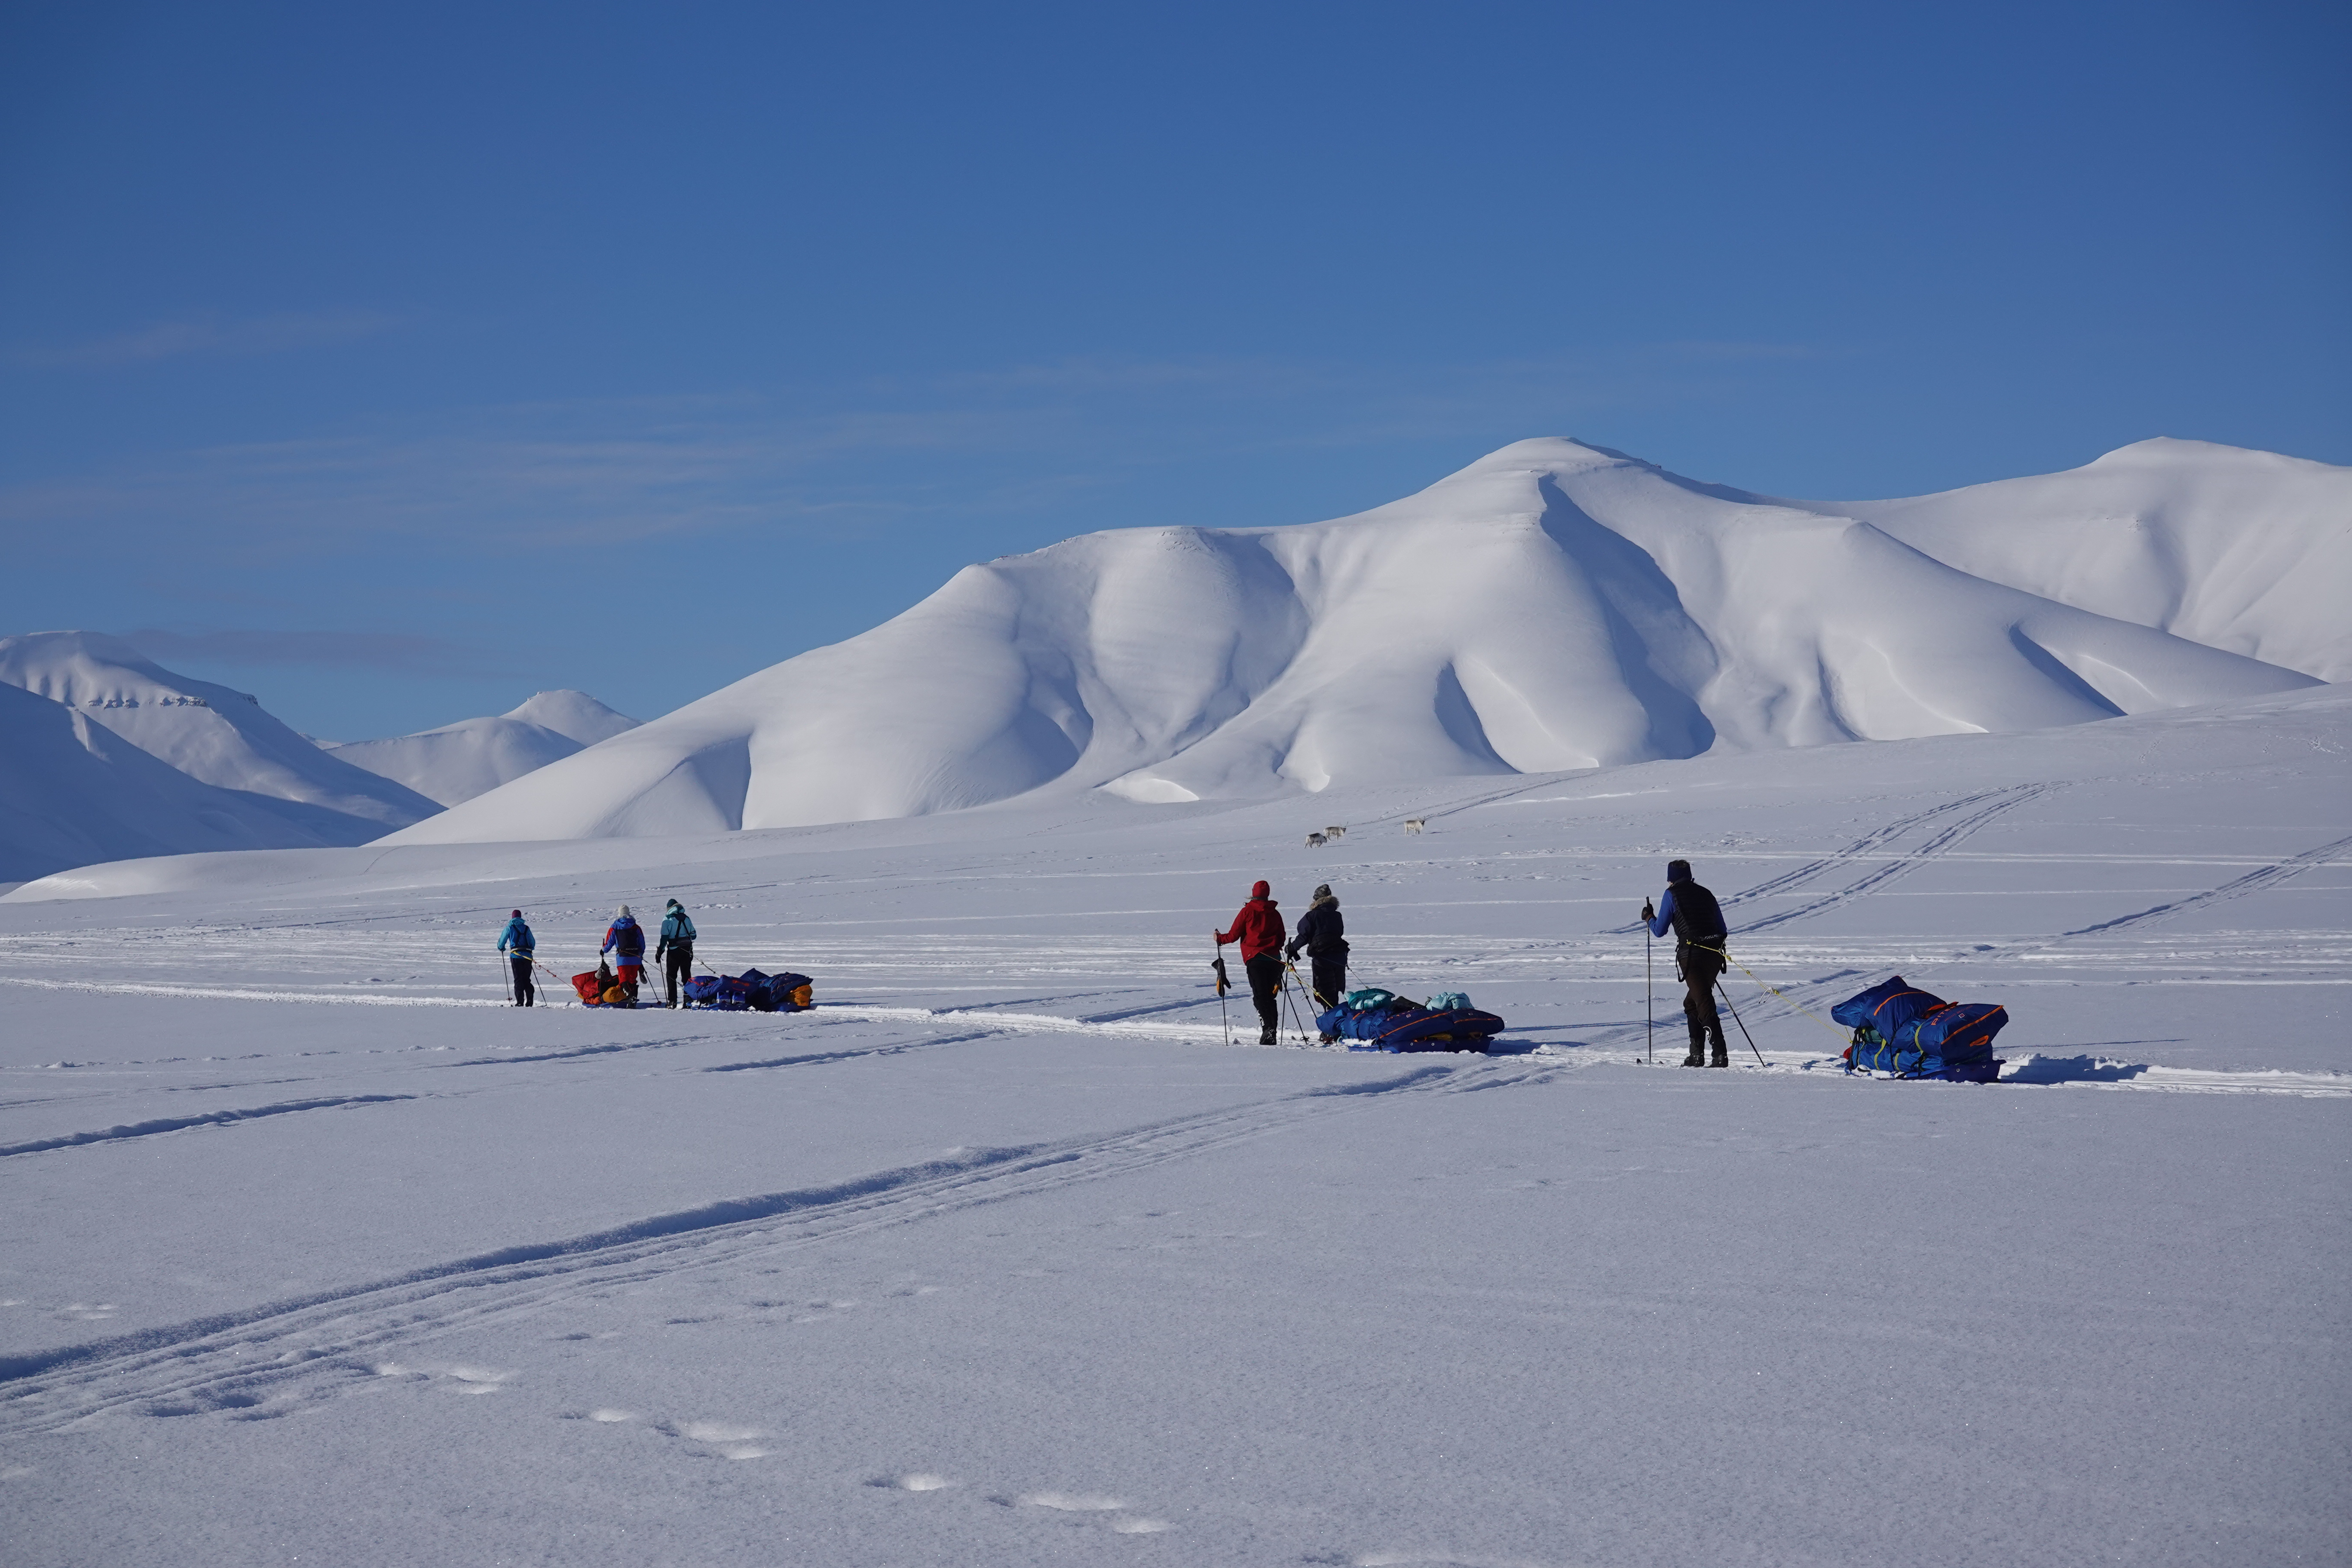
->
[1215, 880, 1288, 1045]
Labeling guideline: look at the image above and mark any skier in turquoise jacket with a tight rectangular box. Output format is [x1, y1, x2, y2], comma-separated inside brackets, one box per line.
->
[655, 898, 698, 1009]
[497, 910, 536, 1007]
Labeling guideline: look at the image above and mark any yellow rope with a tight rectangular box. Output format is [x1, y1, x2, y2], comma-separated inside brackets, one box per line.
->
[1691, 942, 1850, 1042]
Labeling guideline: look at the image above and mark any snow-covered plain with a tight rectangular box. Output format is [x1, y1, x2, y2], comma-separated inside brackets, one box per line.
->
[324, 690, 641, 807]
[2, 682, 2344, 1566]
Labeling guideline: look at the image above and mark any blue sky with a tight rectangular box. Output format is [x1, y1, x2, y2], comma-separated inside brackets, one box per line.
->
[3, 0, 2344, 739]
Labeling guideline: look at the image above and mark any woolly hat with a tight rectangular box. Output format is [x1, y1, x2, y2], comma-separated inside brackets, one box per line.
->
[1312, 883, 1333, 901]
[1666, 860, 1692, 883]
[511, 910, 521, 919]
[1251, 879, 1270, 899]
[616, 903, 631, 918]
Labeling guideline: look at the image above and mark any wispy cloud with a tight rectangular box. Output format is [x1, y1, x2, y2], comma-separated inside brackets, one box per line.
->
[19, 309, 415, 368]
[0, 340, 1842, 561]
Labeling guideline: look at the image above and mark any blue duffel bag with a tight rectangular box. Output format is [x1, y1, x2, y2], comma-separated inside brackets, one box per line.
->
[1843, 999, 2008, 1083]
[1317, 1001, 1504, 1054]
[1830, 974, 1946, 1035]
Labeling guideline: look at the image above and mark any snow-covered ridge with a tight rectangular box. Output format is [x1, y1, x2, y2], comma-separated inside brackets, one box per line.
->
[1797, 438, 2352, 681]
[0, 631, 444, 884]
[389, 437, 2334, 845]
[0, 631, 441, 831]
[326, 690, 640, 806]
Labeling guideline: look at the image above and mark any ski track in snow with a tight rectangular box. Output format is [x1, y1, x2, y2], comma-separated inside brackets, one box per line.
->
[2060, 831, 2352, 936]
[0, 1093, 416, 1159]
[1729, 784, 2061, 934]
[0, 1058, 1490, 1433]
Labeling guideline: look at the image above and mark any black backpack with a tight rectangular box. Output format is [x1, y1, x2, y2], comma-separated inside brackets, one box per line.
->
[1668, 881, 1727, 949]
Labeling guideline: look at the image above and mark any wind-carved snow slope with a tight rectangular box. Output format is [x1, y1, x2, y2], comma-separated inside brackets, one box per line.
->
[325, 691, 640, 807]
[392, 438, 2330, 845]
[0, 632, 442, 881]
[1803, 438, 2352, 682]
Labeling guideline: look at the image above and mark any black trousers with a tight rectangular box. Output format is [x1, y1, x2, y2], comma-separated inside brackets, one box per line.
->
[1679, 945, 1725, 1039]
[509, 953, 535, 1006]
[663, 946, 693, 1006]
[1309, 956, 1347, 1012]
[1244, 953, 1283, 1032]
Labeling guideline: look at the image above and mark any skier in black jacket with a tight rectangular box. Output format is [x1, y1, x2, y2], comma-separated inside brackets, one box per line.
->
[1645, 859, 1729, 1067]
[1286, 883, 1350, 1023]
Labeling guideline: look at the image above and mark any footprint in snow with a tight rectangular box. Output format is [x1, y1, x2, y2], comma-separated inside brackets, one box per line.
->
[661, 1418, 769, 1460]
[368, 1360, 513, 1395]
[54, 1303, 117, 1322]
[867, 1473, 956, 1492]
[144, 1387, 279, 1420]
[1013, 1491, 1175, 1534]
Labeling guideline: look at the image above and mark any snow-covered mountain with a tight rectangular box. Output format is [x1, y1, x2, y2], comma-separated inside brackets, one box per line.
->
[325, 690, 640, 806]
[0, 632, 441, 880]
[386, 438, 2333, 845]
[0, 681, 415, 884]
[1798, 438, 2352, 682]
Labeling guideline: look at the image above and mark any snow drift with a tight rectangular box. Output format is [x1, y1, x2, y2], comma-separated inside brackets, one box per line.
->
[325, 690, 640, 806]
[389, 438, 2328, 845]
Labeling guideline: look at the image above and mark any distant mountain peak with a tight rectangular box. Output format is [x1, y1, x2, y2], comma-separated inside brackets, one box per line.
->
[503, 689, 640, 746]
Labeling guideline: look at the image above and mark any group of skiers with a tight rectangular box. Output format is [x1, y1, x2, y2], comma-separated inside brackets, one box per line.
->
[1214, 879, 1350, 1045]
[492, 861, 1730, 1058]
[495, 898, 701, 1008]
[1212, 858, 1730, 1063]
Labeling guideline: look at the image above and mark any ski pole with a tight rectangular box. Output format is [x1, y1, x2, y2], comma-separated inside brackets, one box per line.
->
[1716, 979, 1766, 1067]
[1280, 962, 1313, 1046]
[1643, 911, 1653, 1065]
[499, 949, 514, 1004]
[1212, 943, 1231, 1047]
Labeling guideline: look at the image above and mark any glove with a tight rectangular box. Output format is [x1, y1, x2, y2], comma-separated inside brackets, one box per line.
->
[1641, 900, 1655, 922]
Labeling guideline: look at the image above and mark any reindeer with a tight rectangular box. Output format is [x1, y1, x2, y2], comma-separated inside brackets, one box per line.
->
[1323, 824, 1347, 841]
[1403, 817, 1426, 835]
[1304, 831, 1327, 848]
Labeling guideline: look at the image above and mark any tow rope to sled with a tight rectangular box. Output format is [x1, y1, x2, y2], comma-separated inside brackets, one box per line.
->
[1690, 941, 1850, 1044]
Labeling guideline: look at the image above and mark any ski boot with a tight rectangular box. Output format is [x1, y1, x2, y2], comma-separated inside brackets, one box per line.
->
[1708, 1020, 1730, 1068]
[1259, 1023, 1277, 1046]
[1681, 1014, 1706, 1068]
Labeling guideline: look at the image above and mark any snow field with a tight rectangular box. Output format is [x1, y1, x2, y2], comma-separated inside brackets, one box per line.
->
[0, 685, 2345, 1565]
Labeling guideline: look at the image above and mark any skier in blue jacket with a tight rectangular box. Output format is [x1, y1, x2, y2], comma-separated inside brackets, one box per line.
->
[497, 910, 536, 1007]
[655, 898, 698, 1009]
[1646, 860, 1727, 1067]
